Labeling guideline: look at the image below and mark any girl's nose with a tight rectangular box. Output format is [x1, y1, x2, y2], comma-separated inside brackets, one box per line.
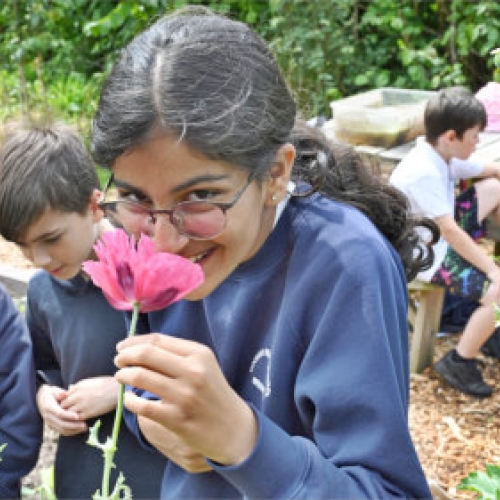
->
[152, 215, 190, 253]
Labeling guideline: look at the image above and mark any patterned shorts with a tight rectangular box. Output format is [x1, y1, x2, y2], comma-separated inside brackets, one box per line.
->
[430, 186, 488, 302]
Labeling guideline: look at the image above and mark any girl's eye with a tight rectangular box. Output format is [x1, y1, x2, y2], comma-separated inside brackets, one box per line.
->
[187, 189, 220, 202]
[117, 189, 150, 205]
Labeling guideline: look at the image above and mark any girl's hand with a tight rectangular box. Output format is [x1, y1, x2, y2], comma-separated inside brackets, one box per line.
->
[138, 415, 211, 473]
[61, 376, 120, 420]
[115, 334, 258, 467]
[37, 384, 88, 436]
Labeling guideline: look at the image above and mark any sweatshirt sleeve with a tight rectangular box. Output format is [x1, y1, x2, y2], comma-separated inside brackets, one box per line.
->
[0, 285, 42, 499]
[211, 233, 431, 499]
[26, 285, 63, 388]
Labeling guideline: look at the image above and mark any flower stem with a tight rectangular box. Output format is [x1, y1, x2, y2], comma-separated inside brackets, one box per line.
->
[101, 302, 140, 498]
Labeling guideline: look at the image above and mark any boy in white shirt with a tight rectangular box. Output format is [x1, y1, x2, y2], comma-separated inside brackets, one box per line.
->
[390, 86, 500, 398]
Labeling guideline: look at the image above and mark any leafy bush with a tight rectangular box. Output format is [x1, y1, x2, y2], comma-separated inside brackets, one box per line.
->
[1, 1, 499, 121]
[261, 0, 500, 115]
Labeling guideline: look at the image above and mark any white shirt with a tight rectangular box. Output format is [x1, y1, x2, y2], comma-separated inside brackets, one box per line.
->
[390, 137, 483, 281]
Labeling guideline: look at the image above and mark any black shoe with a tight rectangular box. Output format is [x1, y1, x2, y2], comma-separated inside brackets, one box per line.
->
[434, 350, 493, 398]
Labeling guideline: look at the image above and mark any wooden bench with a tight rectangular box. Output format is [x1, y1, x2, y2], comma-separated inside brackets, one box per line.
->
[407, 280, 445, 373]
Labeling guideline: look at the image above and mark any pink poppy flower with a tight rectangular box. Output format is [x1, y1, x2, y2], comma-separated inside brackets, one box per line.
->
[82, 229, 204, 312]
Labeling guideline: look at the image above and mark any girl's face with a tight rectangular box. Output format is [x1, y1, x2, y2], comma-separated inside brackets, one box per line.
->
[112, 132, 293, 300]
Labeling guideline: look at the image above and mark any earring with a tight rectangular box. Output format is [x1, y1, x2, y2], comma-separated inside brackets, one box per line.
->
[272, 194, 278, 201]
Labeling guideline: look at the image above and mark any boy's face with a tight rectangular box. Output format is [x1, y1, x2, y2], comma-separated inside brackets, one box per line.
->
[17, 200, 102, 280]
[449, 124, 482, 160]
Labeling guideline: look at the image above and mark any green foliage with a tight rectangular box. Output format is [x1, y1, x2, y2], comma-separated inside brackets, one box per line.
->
[0, 0, 170, 81]
[260, 0, 500, 116]
[493, 48, 500, 83]
[262, 0, 353, 116]
[0, 68, 100, 141]
[1, 0, 499, 120]
[459, 464, 500, 500]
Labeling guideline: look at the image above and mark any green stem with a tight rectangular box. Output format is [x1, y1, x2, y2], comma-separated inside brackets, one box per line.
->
[101, 302, 140, 498]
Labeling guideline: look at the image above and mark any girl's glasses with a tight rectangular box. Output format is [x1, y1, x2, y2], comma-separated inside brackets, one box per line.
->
[99, 172, 256, 240]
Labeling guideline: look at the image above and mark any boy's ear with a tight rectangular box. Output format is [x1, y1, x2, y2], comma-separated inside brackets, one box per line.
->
[90, 189, 104, 223]
[443, 129, 457, 143]
[266, 143, 295, 207]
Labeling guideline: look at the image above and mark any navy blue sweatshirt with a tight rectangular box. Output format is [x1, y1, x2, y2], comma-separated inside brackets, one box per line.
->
[125, 193, 432, 499]
[0, 284, 42, 499]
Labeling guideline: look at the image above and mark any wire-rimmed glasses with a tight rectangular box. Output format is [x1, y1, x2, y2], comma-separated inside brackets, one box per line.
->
[99, 172, 256, 240]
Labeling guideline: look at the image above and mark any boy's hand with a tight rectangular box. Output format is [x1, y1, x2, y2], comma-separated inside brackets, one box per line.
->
[60, 376, 120, 420]
[37, 384, 88, 436]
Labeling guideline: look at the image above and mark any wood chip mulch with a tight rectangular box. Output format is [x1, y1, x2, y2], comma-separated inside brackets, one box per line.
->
[410, 334, 500, 499]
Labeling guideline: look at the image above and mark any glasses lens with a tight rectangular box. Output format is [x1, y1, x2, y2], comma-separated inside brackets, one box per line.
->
[102, 202, 150, 234]
[175, 202, 226, 239]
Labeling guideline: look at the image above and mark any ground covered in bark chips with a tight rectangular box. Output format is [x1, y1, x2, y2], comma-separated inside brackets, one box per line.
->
[409, 333, 500, 500]
[1, 240, 498, 499]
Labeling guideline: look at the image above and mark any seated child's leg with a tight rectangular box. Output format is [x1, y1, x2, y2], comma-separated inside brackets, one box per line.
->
[455, 185, 487, 240]
[432, 186, 500, 396]
[431, 186, 490, 300]
[474, 177, 500, 223]
[457, 280, 499, 357]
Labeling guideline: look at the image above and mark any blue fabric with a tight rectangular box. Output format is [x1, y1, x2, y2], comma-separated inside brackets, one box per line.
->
[26, 272, 165, 499]
[125, 193, 432, 499]
[0, 284, 42, 499]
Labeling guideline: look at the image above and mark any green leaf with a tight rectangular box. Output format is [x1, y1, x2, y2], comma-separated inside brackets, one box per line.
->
[459, 465, 500, 500]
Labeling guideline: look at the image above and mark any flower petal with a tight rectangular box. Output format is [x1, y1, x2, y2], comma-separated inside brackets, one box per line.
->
[83, 229, 204, 313]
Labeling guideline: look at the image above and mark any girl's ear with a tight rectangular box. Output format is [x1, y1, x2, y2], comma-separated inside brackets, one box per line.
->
[89, 189, 104, 223]
[266, 143, 295, 206]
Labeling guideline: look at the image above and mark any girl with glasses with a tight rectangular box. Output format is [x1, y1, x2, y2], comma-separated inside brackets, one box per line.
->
[93, 6, 435, 499]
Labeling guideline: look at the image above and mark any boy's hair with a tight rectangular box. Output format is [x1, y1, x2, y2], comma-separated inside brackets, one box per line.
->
[424, 86, 487, 144]
[0, 119, 99, 242]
